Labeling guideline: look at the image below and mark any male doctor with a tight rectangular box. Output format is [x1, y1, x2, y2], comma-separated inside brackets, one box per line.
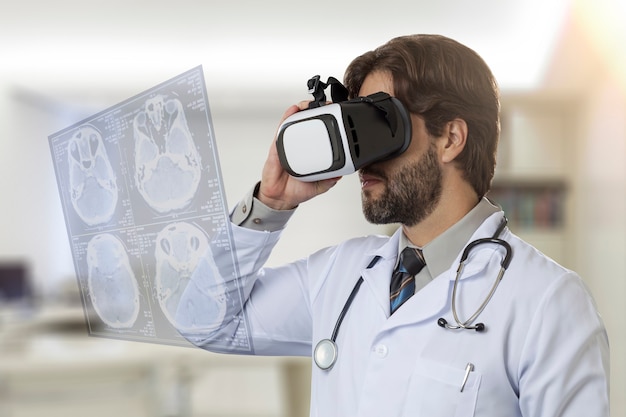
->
[180, 34, 610, 416]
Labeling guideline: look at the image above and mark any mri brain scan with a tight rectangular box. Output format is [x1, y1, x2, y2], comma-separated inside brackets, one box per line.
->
[155, 222, 226, 332]
[87, 233, 140, 329]
[133, 96, 202, 213]
[68, 125, 118, 226]
[50, 68, 247, 347]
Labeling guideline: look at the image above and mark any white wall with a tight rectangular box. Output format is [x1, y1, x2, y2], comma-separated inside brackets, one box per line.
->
[573, 78, 626, 416]
[0, 86, 76, 297]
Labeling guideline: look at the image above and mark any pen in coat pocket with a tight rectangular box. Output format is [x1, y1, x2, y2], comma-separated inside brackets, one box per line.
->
[460, 363, 474, 392]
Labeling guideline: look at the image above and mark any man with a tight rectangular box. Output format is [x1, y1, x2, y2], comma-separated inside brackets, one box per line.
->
[181, 35, 610, 416]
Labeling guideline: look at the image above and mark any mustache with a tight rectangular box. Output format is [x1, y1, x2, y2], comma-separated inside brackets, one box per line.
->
[359, 165, 388, 181]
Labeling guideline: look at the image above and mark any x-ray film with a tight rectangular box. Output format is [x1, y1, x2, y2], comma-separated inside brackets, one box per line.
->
[49, 67, 253, 352]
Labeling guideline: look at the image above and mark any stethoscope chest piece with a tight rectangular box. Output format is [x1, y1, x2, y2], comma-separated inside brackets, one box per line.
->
[314, 339, 338, 370]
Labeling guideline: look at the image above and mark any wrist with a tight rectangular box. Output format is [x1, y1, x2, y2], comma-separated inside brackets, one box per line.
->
[254, 182, 298, 211]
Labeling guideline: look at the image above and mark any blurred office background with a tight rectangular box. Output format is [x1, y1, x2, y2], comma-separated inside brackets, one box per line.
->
[0, 0, 624, 416]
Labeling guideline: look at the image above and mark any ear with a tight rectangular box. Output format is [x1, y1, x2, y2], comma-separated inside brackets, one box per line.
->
[441, 119, 468, 163]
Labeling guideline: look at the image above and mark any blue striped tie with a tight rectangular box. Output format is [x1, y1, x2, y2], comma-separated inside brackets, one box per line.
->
[390, 247, 426, 314]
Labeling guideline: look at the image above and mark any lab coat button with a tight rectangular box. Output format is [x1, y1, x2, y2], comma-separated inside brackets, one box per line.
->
[373, 344, 388, 358]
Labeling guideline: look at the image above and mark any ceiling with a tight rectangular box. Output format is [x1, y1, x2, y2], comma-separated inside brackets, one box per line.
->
[0, 0, 623, 111]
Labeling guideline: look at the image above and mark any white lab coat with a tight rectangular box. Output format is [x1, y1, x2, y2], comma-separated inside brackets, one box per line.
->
[188, 211, 610, 417]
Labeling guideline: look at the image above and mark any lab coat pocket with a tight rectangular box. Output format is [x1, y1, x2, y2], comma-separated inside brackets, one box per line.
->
[401, 359, 481, 417]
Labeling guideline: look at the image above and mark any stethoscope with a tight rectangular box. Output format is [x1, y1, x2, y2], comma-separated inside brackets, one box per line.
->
[313, 216, 513, 371]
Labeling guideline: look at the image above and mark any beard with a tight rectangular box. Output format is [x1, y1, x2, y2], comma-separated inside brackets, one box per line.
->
[361, 145, 443, 227]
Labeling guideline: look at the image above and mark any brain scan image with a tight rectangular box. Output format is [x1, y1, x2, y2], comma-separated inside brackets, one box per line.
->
[155, 222, 226, 333]
[86, 233, 140, 329]
[50, 67, 247, 347]
[68, 125, 119, 226]
[134, 96, 202, 213]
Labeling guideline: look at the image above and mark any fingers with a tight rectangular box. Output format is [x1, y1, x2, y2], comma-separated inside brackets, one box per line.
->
[296, 100, 312, 110]
[280, 104, 299, 122]
[315, 177, 342, 194]
[279, 101, 312, 124]
[260, 100, 340, 211]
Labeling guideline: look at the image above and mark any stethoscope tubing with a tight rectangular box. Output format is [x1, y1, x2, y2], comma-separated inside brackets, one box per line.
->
[331, 277, 364, 342]
[315, 216, 512, 370]
[314, 256, 380, 370]
[450, 238, 512, 328]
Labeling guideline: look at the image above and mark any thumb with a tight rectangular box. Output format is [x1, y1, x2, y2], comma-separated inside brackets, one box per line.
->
[314, 177, 343, 194]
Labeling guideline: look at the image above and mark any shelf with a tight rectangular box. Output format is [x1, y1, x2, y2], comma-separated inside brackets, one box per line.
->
[488, 180, 567, 231]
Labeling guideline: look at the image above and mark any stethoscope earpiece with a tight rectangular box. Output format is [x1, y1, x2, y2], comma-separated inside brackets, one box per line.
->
[437, 317, 486, 332]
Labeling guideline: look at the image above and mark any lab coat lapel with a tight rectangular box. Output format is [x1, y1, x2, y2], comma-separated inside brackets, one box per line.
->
[383, 271, 454, 328]
[380, 213, 506, 329]
[445, 212, 509, 280]
[356, 231, 466, 327]
[386, 253, 493, 329]
[359, 230, 401, 316]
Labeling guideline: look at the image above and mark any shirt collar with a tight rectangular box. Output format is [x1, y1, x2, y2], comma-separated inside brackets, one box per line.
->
[398, 197, 501, 278]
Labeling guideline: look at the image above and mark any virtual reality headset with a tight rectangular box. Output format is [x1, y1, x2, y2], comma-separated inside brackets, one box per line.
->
[276, 76, 412, 182]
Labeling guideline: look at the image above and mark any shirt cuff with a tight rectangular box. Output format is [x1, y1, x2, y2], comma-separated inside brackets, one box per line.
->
[230, 182, 296, 232]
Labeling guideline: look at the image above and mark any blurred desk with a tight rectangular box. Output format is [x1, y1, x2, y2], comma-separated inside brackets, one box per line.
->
[0, 306, 311, 417]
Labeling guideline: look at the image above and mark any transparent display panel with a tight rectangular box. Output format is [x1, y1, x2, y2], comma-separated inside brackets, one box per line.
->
[49, 67, 252, 351]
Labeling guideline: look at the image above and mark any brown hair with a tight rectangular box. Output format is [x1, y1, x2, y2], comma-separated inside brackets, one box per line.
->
[344, 34, 500, 197]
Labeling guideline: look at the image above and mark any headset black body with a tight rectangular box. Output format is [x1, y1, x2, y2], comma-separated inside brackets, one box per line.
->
[275, 76, 412, 181]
